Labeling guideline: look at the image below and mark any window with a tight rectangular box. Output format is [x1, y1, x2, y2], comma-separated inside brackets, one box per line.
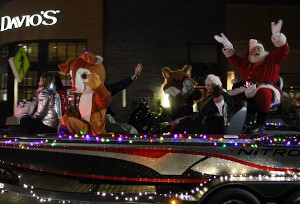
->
[18, 71, 38, 101]
[57, 42, 67, 62]
[0, 45, 9, 65]
[48, 41, 87, 62]
[0, 73, 8, 101]
[18, 89, 36, 101]
[22, 43, 38, 62]
[19, 71, 38, 87]
[48, 42, 57, 62]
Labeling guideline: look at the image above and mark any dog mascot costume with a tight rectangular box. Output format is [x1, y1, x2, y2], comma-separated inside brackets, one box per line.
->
[58, 51, 111, 134]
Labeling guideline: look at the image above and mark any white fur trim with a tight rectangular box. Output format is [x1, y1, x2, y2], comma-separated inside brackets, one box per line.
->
[249, 39, 264, 52]
[222, 48, 235, 58]
[271, 33, 287, 47]
[95, 56, 103, 65]
[248, 51, 269, 63]
[245, 84, 281, 103]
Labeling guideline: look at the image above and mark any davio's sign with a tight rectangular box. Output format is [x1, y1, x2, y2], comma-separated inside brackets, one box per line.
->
[1, 9, 60, 31]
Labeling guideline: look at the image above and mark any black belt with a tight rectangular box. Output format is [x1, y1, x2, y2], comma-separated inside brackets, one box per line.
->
[232, 81, 276, 89]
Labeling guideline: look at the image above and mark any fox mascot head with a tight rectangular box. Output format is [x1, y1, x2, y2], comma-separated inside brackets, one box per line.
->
[162, 65, 202, 119]
[58, 51, 111, 134]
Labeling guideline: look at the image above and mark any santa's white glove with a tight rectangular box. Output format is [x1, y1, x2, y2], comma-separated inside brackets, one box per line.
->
[214, 33, 233, 49]
[181, 78, 195, 95]
[271, 19, 283, 40]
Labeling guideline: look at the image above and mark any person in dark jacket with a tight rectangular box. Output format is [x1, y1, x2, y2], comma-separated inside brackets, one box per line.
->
[105, 63, 143, 117]
[104, 63, 143, 134]
[171, 74, 235, 134]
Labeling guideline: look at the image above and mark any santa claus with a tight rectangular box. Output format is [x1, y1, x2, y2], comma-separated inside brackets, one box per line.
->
[214, 19, 289, 133]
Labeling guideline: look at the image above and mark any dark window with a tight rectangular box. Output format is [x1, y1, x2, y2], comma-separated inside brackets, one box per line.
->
[48, 41, 87, 62]
[0, 45, 9, 65]
[23, 43, 38, 62]
[0, 73, 8, 101]
[18, 71, 38, 101]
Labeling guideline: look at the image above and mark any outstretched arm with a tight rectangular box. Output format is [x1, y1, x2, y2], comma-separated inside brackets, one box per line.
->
[105, 63, 143, 96]
[131, 63, 143, 80]
[214, 33, 235, 58]
[270, 19, 289, 63]
[271, 19, 287, 47]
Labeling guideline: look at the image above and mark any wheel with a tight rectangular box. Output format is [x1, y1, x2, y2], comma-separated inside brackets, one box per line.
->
[284, 190, 300, 204]
[203, 188, 261, 204]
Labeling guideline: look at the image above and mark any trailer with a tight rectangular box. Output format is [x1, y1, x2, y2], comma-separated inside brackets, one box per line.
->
[0, 132, 299, 203]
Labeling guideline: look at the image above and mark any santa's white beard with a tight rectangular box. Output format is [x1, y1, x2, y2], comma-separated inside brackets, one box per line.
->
[248, 51, 269, 63]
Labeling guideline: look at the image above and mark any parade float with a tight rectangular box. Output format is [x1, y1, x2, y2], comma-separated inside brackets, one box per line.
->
[0, 130, 299, 204]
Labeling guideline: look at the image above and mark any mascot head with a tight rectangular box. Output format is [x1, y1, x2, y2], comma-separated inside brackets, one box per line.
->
[162, 65, 198, 97]
[248, 39, 269, 63]
[58, 51, 105, 93]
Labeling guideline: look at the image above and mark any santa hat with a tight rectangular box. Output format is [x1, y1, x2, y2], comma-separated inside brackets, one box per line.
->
[249, 39, 264, 52]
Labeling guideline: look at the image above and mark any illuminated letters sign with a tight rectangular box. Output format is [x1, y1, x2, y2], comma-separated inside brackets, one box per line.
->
[1, 10, 60, 31]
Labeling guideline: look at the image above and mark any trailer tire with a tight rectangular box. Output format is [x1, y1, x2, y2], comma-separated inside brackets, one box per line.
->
[283, 190, 300, 204]
[203, 188, 260, 204]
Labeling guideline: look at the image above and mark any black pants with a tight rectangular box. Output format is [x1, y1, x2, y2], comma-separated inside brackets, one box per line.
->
[20, 118, 57, 134]
[173, 116, 225, 134]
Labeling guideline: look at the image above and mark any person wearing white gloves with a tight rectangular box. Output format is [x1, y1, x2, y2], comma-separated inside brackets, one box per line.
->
[214, 19, 289, 133]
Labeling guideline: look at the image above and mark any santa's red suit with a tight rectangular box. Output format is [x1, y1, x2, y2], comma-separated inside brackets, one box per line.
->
[214, 20, 289, 133]
[226, 37, 289, 114]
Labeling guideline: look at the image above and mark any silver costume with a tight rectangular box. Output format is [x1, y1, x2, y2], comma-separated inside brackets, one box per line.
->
[32, 85, 61, 128]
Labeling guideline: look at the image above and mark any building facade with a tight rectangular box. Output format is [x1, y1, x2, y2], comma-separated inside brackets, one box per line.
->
[0, 0, 299, 126]
[0, 0, 227, 125]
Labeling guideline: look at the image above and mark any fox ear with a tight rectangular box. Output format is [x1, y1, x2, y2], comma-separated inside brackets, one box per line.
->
[162, 67, 172, 79]
[182, 65, 192, 78]
[58, 58, 76, 74]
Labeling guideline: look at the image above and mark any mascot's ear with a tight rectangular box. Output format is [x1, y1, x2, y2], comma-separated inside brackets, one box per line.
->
[182, 65, 192, 78]
[95, 55, 103, 65]
[81, 50, 96, 64]
[162, 67, 172, 79]
[58, 58, 76, 74]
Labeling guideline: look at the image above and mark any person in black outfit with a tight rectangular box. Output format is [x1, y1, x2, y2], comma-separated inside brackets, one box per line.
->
[104, 63, 143, 133]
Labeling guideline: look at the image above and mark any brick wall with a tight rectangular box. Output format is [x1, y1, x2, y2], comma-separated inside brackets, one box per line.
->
[103, 0, 225, 121]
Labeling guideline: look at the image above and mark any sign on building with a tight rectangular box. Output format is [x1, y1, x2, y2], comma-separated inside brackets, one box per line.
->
[8, 46, 30, 82]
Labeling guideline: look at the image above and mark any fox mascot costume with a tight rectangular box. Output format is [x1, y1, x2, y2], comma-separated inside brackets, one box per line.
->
[162, 65, 202, 120]
[58, 51, 111, 134]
